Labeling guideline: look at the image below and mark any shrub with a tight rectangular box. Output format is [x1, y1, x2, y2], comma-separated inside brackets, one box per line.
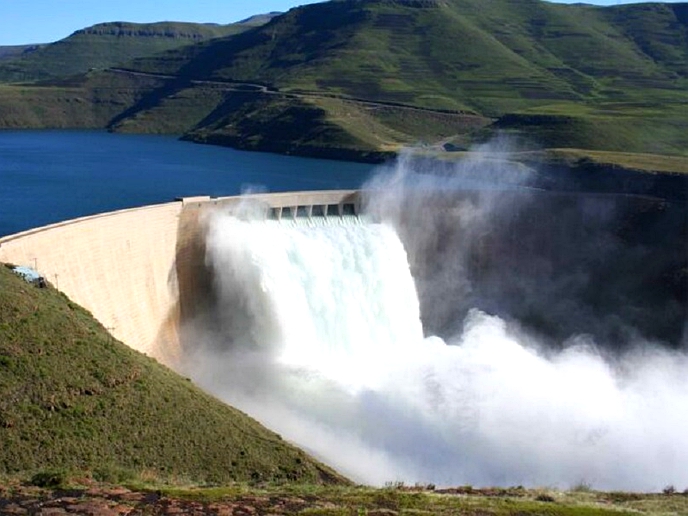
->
[30, 469, 69, 488]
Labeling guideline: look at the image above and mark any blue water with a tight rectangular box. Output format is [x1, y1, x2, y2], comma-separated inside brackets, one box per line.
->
[0, 130, 377, 237]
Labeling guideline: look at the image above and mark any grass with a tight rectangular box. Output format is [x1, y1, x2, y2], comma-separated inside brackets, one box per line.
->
[182, 92, 396, 162]
[2, 478, 687, 515]
[0, 0, 686, 162]
[75, 0, 688, 160]
[0, 264, 344, 485]
[0, 20, 274, 83]
[0, 71, 168, 129]
[516, 149, 688, 175]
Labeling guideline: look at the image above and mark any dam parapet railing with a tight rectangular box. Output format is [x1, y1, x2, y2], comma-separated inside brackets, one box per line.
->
[180, 190, 361, 220]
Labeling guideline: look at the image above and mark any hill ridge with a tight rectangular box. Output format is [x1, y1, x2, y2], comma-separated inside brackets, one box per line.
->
[0, 16, 276, 83]
[72, 21, 229, 40]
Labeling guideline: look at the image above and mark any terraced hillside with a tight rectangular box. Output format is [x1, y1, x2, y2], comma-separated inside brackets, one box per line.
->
[0, 264, 343, 485]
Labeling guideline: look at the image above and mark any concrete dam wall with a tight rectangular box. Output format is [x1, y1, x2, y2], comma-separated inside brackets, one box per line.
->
[0, 190, 360, 364]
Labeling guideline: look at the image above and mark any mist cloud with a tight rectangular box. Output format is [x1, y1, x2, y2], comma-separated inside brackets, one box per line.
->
[182, 144, 688, 491]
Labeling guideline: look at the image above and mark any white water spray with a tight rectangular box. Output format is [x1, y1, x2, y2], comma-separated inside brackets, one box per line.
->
[206, 215, 422, 391]
[191, 198, 688, 491]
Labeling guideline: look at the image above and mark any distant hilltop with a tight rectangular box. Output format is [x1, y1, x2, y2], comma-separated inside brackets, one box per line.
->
[0, 16, 279, 83]
[72, 21, 237, 40]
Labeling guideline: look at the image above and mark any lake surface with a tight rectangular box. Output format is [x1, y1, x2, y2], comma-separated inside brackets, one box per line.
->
[0, 130, 378, 237]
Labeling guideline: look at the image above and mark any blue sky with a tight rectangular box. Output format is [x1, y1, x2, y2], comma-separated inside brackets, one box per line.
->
[0, 0, 684, 46]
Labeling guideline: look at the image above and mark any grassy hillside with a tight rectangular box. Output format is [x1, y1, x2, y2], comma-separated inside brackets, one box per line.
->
[0, 0, 686, 162]
[2, 482, 687, 515]
[127, 0, 687, 107]
[0, 44, 43, 61]
[0, 70, 170, 129]
[0, 264, 344, 485]
[0, 19, 276, 83]
[111, 0, 688, 158]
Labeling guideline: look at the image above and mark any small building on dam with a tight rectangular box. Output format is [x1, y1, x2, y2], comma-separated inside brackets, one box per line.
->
[0, 190, 361, 365]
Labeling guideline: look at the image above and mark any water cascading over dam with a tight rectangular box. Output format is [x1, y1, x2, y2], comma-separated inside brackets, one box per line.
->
[187, 194, 688, 492]
[201, 214, 423, 388]
[2, 168, 687, 491]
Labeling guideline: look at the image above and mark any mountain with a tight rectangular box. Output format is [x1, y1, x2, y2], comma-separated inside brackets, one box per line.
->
[0, 264, 344, 484]
[0, 44, 44, 62]
[0, 17, 277, 83]
[0, 0, 686, 162]
[116, 0, 688, 158]
[126, 0, 687, 105]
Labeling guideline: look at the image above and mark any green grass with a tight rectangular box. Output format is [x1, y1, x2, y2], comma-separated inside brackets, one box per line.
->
[0, 264, 345, 485]
[129, 0, 685, 109]
[0, 70, 171, 129]
[2, 479, 686, 515]
[138, 483, 688, 515]
[516, 149, 688, 175]
[0, 44, 44, 61]
[0, 20, 275, 83]
[102, 0, 688, 159]
[0, 0, 686, 161]
[181, 92, 395, 162]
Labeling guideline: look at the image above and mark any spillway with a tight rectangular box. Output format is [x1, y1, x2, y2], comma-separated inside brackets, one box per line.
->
[2, 183, 687, 491]
[0, 190, 360, 363]
[203, 214, 423, 389]
[186, 189, 688, 491]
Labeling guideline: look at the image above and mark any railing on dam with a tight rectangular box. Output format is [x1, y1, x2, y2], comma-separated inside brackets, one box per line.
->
[268, 202, 358, 220]
[178, 190, 361, 220]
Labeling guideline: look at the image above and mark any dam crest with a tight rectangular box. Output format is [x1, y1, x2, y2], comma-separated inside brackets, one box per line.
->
[0, 190, 361, 364]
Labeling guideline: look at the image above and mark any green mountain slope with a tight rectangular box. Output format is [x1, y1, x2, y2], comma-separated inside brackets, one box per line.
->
[0, 0, 686, 161]
[0, 264, 344, 485]
[112, 0, 688, 157]
[0, 19, 276, 83]
[0, 44, 44, 62]
[0, 70, 171, 129]
[127, 0, 687, 110]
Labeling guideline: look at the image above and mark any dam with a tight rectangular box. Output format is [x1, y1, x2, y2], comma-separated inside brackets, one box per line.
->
[2, 180, 687, 490]
[0, 190, 361, 364]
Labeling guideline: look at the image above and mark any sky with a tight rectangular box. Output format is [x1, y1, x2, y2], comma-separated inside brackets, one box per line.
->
[0, 0, 684, 46]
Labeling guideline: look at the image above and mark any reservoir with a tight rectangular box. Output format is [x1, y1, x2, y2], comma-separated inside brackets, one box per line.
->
[0, 130, 377, 237]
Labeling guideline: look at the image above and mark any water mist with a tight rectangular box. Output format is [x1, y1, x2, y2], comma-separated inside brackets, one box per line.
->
[185, 146, 688, 491]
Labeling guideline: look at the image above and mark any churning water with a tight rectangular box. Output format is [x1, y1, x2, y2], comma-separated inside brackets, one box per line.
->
[186, 151, 688, 491]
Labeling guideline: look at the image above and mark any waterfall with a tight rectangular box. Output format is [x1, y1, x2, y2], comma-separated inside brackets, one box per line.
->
[189, 210, 688, 491]
[206, 214, 423, 391]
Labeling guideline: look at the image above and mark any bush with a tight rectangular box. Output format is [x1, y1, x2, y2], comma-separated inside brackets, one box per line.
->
[30, 470, 69, 488]
[92, 465, 137, 484]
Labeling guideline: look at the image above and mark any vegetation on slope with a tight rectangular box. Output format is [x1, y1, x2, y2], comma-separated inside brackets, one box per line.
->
[1, 480, 687, 515]
[0, 45, 43, 62]
[125, 0, 686, 106]
[0, 264, 344, 485]
[95, 0, 688, 159]
[0, 18, 277, 83]
[514, 149, 688, 175]
[0, 0, 686, 162]
[0, 70, 169, 129]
